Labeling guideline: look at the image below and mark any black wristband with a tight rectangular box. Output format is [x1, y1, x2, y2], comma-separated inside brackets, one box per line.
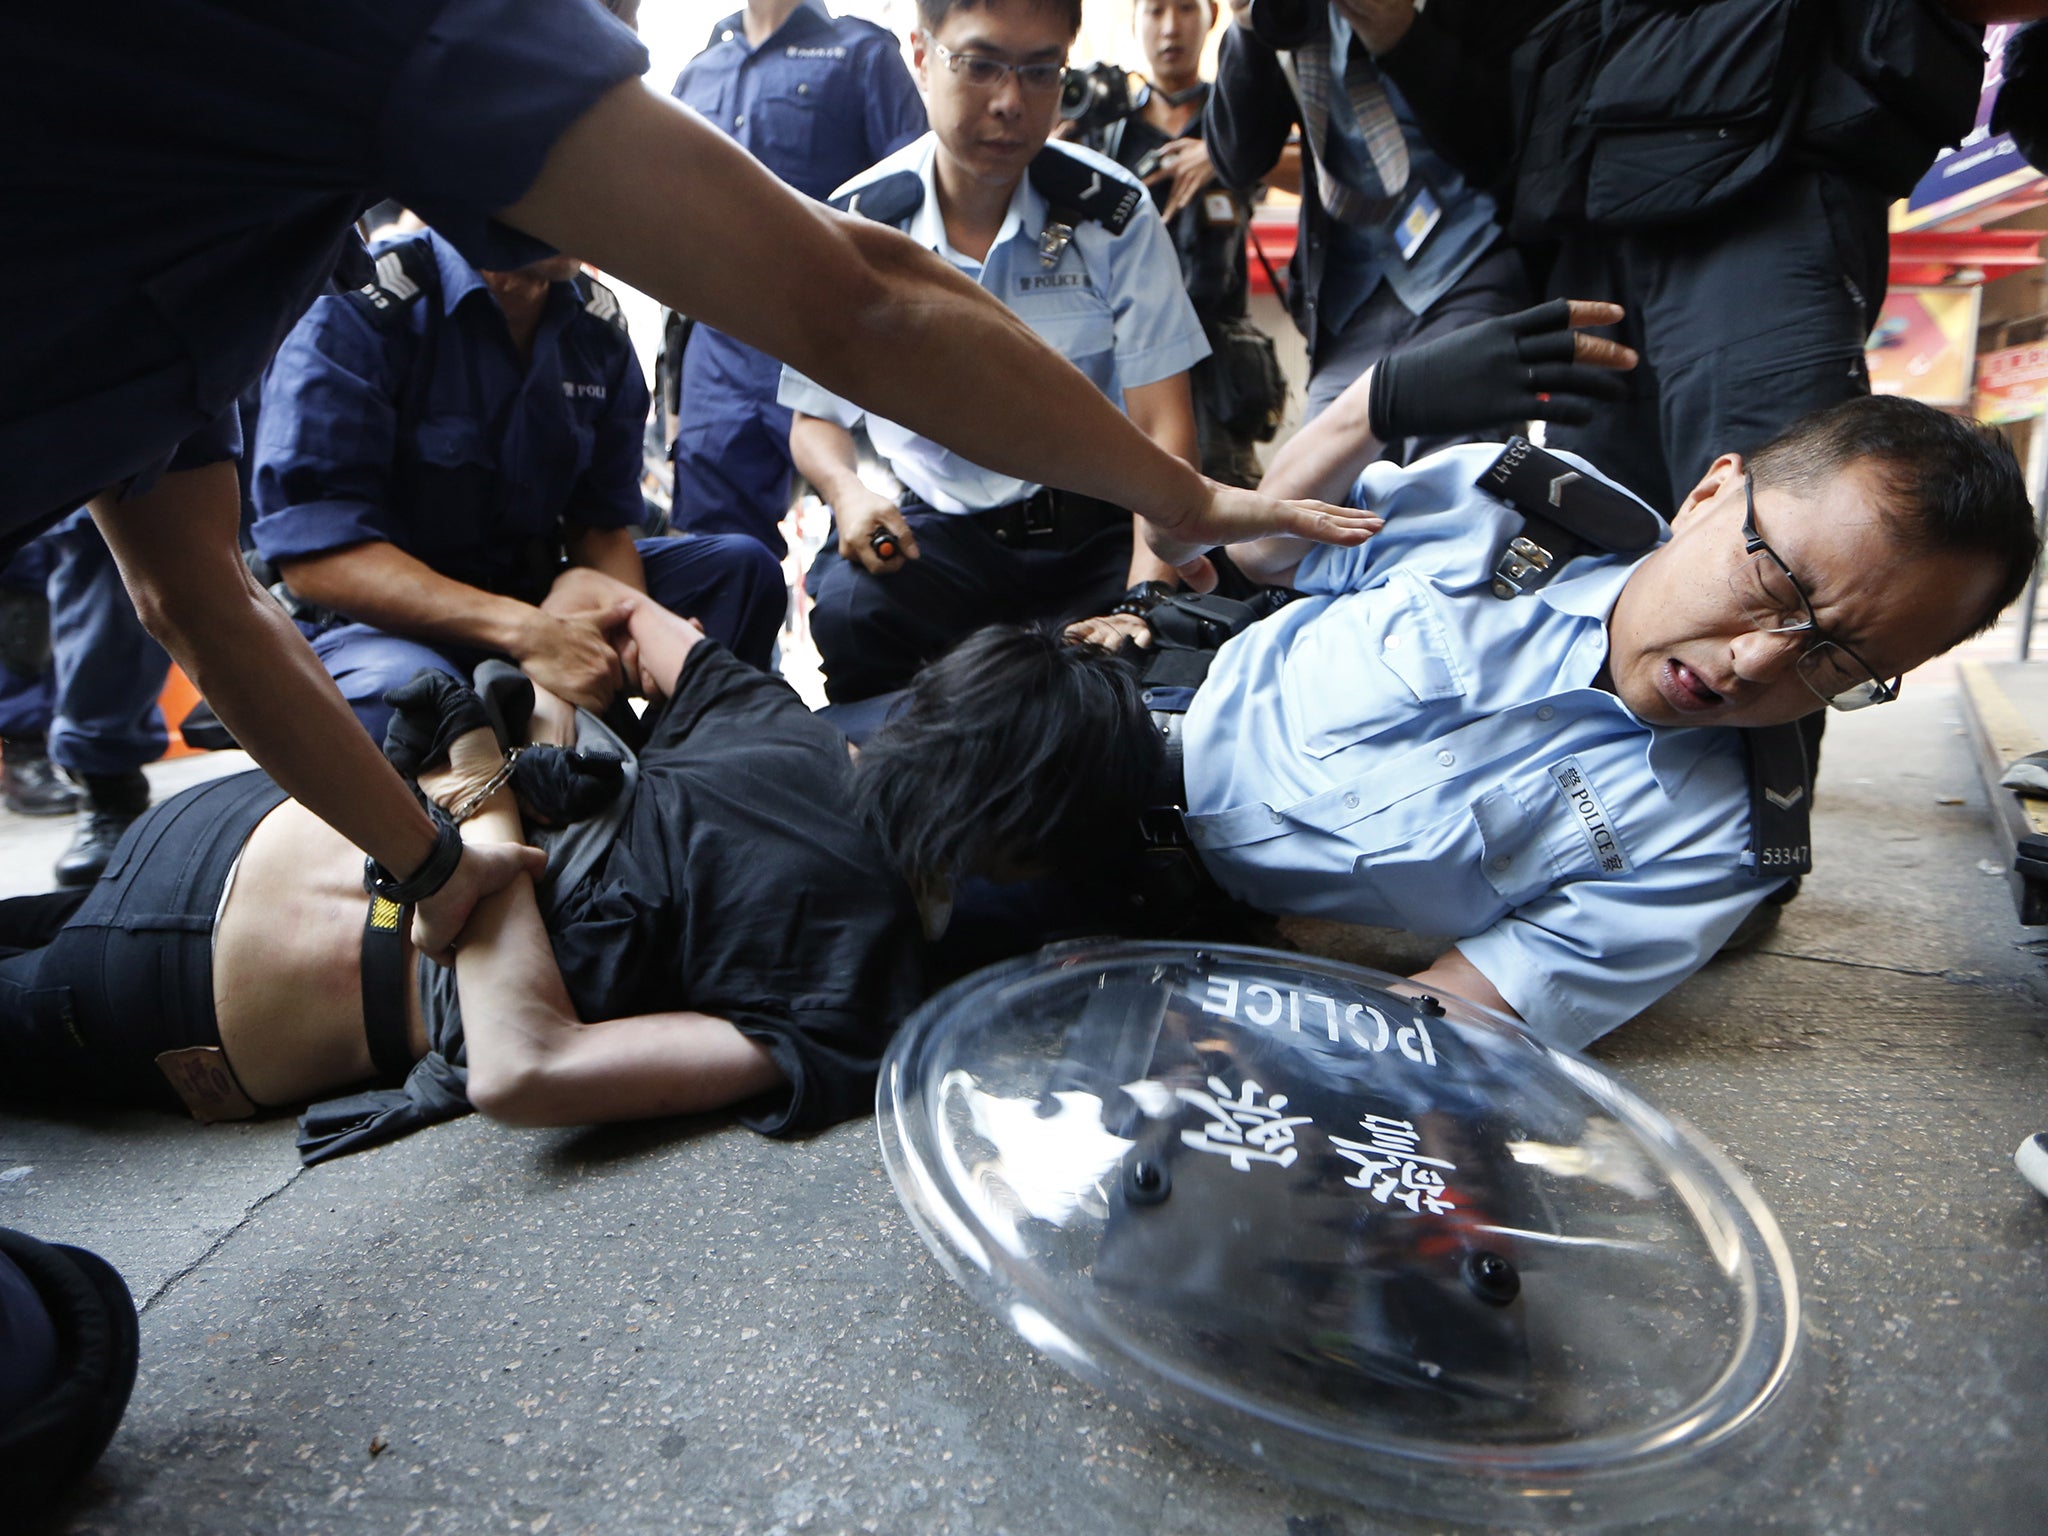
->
[363, 809, 464, 905]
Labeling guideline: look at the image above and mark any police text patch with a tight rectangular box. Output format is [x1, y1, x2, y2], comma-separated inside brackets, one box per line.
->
[1550, 757, 1632, 876]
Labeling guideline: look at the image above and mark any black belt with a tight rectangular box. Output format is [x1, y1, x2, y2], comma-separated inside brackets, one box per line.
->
[360, 894, 417, 1084]
[904, 487, 1131, 552]
[1144, 686, 1197, 812]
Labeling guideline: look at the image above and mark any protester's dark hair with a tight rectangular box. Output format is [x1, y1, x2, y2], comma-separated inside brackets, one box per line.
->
[856, 625, 1163, 891]
[1748, 394, 2039, 638]
[916, 0, 1084, 41]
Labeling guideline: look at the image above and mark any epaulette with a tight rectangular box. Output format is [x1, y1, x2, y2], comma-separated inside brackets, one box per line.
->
[1028, 145, 1144, 236]
[1742, 724, 1813, 880]
[576, 272, 629, 333]
[830, 170, 923, 227]
[342, 239, 439, 329]
[1473, 436, 1661, 599]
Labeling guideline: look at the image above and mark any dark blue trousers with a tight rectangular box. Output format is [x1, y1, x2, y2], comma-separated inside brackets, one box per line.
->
[0, 538, 54, 740]
[45, 510, 170, 777]
[669, 328, 796, 558]
[0, 515, 169, 774]
[313, 534, 786, 742]
[805, 511, 1133, 704]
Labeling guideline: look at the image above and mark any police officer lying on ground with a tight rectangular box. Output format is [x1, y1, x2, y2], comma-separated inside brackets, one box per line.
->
[3, 0, 1366, 964]
[251, 235, 784, 743]
[781, 0, 1213, 704]
[0, 579, 1162, 1164]
[1053, 388, 2038, 1045]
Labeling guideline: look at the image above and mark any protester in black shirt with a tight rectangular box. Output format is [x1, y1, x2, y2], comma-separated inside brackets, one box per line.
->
[0, 571, 1162, 1161]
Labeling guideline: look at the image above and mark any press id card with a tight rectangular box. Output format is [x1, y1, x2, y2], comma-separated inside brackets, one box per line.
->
[1395, 186, 1442, 263]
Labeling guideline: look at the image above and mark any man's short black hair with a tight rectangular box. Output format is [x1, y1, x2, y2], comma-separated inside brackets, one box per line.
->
[1749, 394, 2040, 638]
[856, 625, 1162, 892]
[916, 0, 1085, 41]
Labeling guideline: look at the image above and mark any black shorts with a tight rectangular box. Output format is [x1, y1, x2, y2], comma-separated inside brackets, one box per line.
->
[0, 771, 286, 1111]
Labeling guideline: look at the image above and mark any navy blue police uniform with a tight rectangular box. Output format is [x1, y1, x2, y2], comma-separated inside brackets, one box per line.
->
[253, 231, 783, 742]
[668, 1, 927, 555]
[0, 541, 57, 749]
[0, 0, 649, 558]
[1, 523, 171, 789]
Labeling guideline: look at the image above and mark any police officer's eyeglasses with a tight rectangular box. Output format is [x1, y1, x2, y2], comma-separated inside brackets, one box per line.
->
[1730, 474, 1901, 712]
[929, 39, 1070, 92]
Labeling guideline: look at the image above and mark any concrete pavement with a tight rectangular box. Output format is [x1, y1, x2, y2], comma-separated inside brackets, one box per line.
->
[5, 642, 2046, 1536]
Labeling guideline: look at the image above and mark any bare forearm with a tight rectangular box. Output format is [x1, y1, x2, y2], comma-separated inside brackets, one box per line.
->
[565, 524, 646, 592]
[1258, 364, 1382, 505]
[1124, 377, 1202, 586]
[283, 542, 538, 655]
[91, 465, 439, 878]
[444, 778, 781, 1127]
[438, 786, 579, 1106]
[1230, 369, 1385, 585]
[500, 82, 1211, 532]
[789, 415, 871, 510]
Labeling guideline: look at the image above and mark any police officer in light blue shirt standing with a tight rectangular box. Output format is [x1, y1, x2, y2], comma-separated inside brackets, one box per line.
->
[254, 231, 784, 743]
[669, 0, 927, 555]
[780, 0, 1212, 703]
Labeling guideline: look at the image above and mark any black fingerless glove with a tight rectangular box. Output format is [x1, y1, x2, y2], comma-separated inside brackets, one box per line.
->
[1367, 298, 1630, 443]
[509, 746, 626, 826]
[381, 669, 493, 779]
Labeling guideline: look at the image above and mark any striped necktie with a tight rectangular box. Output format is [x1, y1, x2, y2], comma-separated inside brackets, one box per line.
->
[1283, 34, 1412, 227]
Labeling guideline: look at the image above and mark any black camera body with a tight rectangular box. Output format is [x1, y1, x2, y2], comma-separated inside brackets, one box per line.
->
[1246, 0, 1318, 51]
[1059, 61, 1134, 137]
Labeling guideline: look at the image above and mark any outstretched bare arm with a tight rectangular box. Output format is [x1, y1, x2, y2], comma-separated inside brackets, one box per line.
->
[498, 81, 1371, 567]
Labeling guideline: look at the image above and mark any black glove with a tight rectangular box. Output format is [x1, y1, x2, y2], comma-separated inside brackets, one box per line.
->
[509, 746, 626, 826]
[381, 670, 492, 779]
[1367, 299, 1630, 443]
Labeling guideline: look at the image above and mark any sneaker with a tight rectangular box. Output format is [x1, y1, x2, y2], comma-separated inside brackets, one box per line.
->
[2019, 1133, 2048, 1199]
[0, 736, 78, 817]
[54, 770, 149, 888]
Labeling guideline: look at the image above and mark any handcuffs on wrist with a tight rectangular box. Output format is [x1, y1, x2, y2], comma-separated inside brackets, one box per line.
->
[444, 748, 522, 826]
[362, 748, 522, 904]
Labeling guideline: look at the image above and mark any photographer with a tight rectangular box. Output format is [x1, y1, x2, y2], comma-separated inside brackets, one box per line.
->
[1065, 0, 1280, 488]
[1204, 0, 1527, 450]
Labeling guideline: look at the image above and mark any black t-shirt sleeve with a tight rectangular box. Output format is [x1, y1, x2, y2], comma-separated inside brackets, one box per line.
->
[561, 642, 926, 1137]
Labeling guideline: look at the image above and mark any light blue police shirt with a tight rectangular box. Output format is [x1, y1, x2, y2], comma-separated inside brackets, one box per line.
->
[777, 135, 1210, 513]
[1181, 444, 1786, 1049]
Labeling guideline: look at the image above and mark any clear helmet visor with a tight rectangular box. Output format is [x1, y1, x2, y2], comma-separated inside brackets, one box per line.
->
[878, 942, 1808, 1526]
